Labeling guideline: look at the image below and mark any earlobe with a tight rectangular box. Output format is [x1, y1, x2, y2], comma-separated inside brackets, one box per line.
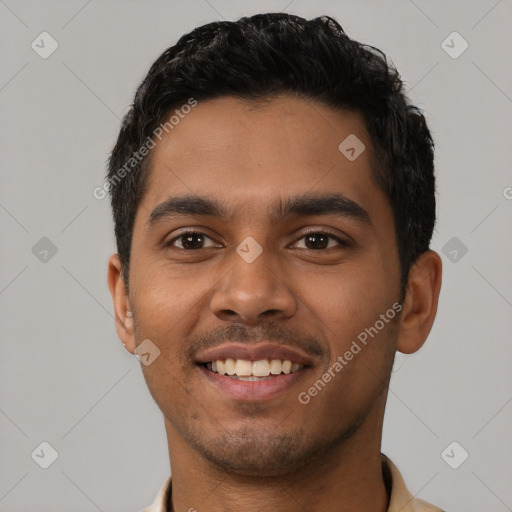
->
[107, 254, 136, 353]
[396, 250, 442, 355]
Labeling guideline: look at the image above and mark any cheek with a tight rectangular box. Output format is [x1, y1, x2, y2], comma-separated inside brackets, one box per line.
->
[131, 264, 215, 363]
[133, 262, 200, 320]
[132, 269, 201, 407]
[302, 257, 399, 344]
[303, 272, 398, 415]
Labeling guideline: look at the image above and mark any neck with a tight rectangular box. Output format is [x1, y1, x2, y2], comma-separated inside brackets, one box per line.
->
[165, 407, 390, 512]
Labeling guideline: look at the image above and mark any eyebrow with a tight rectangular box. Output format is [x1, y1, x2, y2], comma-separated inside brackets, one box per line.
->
[145, 193, 372, 232]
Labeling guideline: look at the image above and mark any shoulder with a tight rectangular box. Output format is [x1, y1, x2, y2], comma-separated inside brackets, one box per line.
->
[381, 453, 445, 512]
[140, 476, 172, 512]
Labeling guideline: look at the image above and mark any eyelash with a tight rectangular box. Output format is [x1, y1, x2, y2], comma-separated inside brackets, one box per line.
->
[164, 229, 350, 251]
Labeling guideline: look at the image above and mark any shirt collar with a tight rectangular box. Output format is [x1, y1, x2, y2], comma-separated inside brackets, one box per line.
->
[142, 453, 443, 512]
[381, 453, 443, 512]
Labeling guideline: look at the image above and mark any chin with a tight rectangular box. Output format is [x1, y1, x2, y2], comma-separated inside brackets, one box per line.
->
[187, 425, 351, 478]
[202, 436, 310, 477]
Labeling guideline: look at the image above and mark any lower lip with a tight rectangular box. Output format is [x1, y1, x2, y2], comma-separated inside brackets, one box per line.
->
[198, 365, 309, 401]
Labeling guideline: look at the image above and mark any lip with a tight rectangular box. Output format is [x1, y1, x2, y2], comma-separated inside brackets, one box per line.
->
[198, 364, 310, 401]
[194, 342, 314, 366]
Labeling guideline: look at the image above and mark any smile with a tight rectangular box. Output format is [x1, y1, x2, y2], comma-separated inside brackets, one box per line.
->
[202, 358, 305, 380]
[198, 359, 310, 401]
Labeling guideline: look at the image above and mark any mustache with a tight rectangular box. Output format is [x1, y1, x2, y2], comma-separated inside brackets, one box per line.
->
[182, 321, 326, 362]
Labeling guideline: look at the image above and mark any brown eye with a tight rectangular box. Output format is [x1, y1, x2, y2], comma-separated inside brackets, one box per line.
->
[166, 231, 216, 250]
[294, 231, 348, 250]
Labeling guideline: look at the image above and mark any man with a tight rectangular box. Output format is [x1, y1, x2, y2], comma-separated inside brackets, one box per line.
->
[107, 13, 444, 512]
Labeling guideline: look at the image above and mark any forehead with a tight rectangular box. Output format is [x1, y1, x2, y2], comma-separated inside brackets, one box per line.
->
[136, 95, 389, 225]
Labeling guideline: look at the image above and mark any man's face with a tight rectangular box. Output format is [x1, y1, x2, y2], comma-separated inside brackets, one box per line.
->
[126, 95, 402, 476]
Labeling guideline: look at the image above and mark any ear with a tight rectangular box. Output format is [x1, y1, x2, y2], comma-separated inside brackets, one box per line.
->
[396, 250, 442, 354]
[107, 254, 136, 354]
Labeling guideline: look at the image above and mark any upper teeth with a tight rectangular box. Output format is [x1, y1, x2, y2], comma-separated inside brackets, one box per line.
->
[208, 359, 304, 377]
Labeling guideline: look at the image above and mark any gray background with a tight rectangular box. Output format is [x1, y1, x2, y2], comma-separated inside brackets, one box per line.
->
[1, 0, 511, 510]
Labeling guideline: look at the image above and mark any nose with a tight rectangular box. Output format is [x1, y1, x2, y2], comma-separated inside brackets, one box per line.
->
[209, 246, 297, 326]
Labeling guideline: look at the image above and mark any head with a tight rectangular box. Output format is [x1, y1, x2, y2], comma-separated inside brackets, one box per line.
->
[107, 13, 441, 477]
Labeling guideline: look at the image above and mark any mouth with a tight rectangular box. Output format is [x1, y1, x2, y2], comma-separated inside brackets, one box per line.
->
[195, 343, 314, 401]
[200, 358, 305, 381]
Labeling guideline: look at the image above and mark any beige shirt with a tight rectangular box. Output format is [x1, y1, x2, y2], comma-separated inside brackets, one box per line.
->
[142, 453, 444, 512]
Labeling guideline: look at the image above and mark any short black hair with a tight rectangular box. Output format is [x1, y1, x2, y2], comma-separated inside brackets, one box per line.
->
[107, 13, 436, 297]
